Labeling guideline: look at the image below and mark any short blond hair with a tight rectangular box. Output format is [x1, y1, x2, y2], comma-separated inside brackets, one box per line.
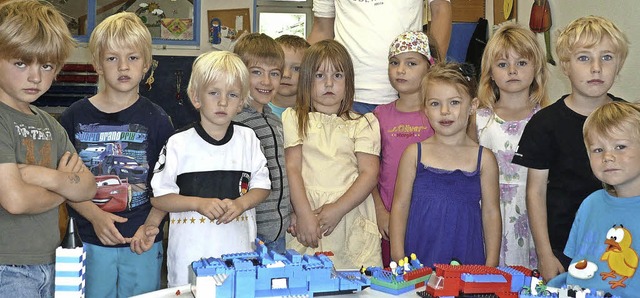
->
[0, 0, 75, 73]
[89, 12, 152, 70]
[584, 101, 640, 149]
[187, 51, 250, 107]
[478, 22, 549, 110]
[583, 101, 640, 194]
[556, 16, 629, 74]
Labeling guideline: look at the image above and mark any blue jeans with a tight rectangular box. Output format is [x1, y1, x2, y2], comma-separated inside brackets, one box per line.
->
[0, 263, 54, 298]
[84, 242, 163, 298]
[352, 102, 378, 114]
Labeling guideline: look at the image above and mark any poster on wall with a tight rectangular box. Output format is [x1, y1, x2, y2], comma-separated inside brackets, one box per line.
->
[160, 18, 194, 40]
[207, 8, 251, 51]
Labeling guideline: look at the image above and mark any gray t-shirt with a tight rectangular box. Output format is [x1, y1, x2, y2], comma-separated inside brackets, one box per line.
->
[0, 102, 75, 265]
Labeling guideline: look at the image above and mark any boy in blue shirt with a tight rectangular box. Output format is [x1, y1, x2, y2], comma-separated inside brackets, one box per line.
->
[547, 101, 640, 297]
[59, 12, 174, 297]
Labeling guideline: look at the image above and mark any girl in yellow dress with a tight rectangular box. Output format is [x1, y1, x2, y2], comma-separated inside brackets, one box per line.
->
[283, 40, 382, 268]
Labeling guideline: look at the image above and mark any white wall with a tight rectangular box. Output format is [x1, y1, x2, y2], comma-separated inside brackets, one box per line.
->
[486, 0, 640, 102]
[68, 0, 254, 62]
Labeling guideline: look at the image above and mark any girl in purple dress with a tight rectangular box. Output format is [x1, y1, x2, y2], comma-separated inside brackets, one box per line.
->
[389, 62, 501, 267]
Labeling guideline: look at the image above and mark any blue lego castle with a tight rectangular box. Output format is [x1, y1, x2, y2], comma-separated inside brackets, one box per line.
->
[189, 239, 370, 297]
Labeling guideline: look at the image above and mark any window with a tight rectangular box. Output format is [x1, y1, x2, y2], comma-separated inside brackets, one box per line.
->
[45, 0, 200, 46]
[256, 0, 312, 39]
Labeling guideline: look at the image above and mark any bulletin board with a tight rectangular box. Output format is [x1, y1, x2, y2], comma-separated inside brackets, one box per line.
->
[493, 0, 517, 25]
[207, 8, 251, 49]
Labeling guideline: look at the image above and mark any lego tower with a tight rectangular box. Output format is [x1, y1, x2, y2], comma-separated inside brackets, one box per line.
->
[55, 216, 86, 297]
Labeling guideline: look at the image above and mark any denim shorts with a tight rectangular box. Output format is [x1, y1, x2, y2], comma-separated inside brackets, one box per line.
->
[0, 263, 54, 298]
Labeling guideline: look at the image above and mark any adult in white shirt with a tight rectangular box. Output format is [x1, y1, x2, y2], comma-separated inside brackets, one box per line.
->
[308, 0, 452, 113]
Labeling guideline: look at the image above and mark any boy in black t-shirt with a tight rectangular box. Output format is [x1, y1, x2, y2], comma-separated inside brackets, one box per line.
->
[512, 15, 629, 282]
[59, 12, 174, 297]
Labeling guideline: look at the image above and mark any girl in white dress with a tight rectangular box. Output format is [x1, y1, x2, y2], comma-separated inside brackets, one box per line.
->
[470, 23, 550, 268]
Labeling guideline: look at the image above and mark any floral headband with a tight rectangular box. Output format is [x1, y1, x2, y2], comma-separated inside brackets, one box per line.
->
[388, 31, 435, 65]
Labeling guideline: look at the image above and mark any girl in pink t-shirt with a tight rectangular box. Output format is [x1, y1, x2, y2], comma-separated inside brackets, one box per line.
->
[372, 31, 438, 265]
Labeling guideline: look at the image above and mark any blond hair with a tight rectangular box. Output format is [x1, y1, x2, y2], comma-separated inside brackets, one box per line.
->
[556, 16, 629, 74]
[89, 12, 152, 70]
[187, 51, 250, 107]
[422, 62, 478, 110]
[294, 39, 360, 138]
[478, 23, 549, 110]
[583, 101, 640, 194]
[0, 0, 75, 73]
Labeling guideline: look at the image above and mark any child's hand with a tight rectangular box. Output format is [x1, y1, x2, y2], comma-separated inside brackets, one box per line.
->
[127, 224, 159, 254]
[287, 212, 298, 237]
[57, 152, 84, 173]
[538, 253, 566, 282]
[90, 210, 128, 246]
[296, 212, 322, 248]
[375, 208, 390, 240]
[218, 198, 245, 224]
[196, 198, 226, 221]
[314, 202, 346, 237]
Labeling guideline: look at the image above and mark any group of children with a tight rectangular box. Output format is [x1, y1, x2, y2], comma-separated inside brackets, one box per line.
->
[1, 0, 638, 297]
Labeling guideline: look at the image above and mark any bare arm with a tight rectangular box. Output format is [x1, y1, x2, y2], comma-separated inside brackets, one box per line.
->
[151, 193, 225, 221]
[0, 163, 65, 214]
[429, 0, 452, 58]
[315, 152, 379, 236]
[285, 144, 321, 248]
[372, 185, 390, 240]
[129, 207, 167, 254]
[389, 144, 417, 262]
[1, 152, 95, 214]
[526, 168, 565, 281]
[479, 148, 501, 267]
[67, 201, 129, 245]
[19, 152, 96, 202]
[307, 16, 335, 44]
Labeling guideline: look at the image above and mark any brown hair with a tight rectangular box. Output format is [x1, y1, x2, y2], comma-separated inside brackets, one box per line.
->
[275, 34, 310, 52]
[0, 0, 75, 73]
[295, 39, 358, 138]
[233, 33, 284, 70]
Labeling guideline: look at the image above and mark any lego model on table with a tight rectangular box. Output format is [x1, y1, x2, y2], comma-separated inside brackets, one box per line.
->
[363, 253, 433, 295]
[414, 263, 619, 298]
[189, 238, 370, 297]
[55, 217, 86, 298]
